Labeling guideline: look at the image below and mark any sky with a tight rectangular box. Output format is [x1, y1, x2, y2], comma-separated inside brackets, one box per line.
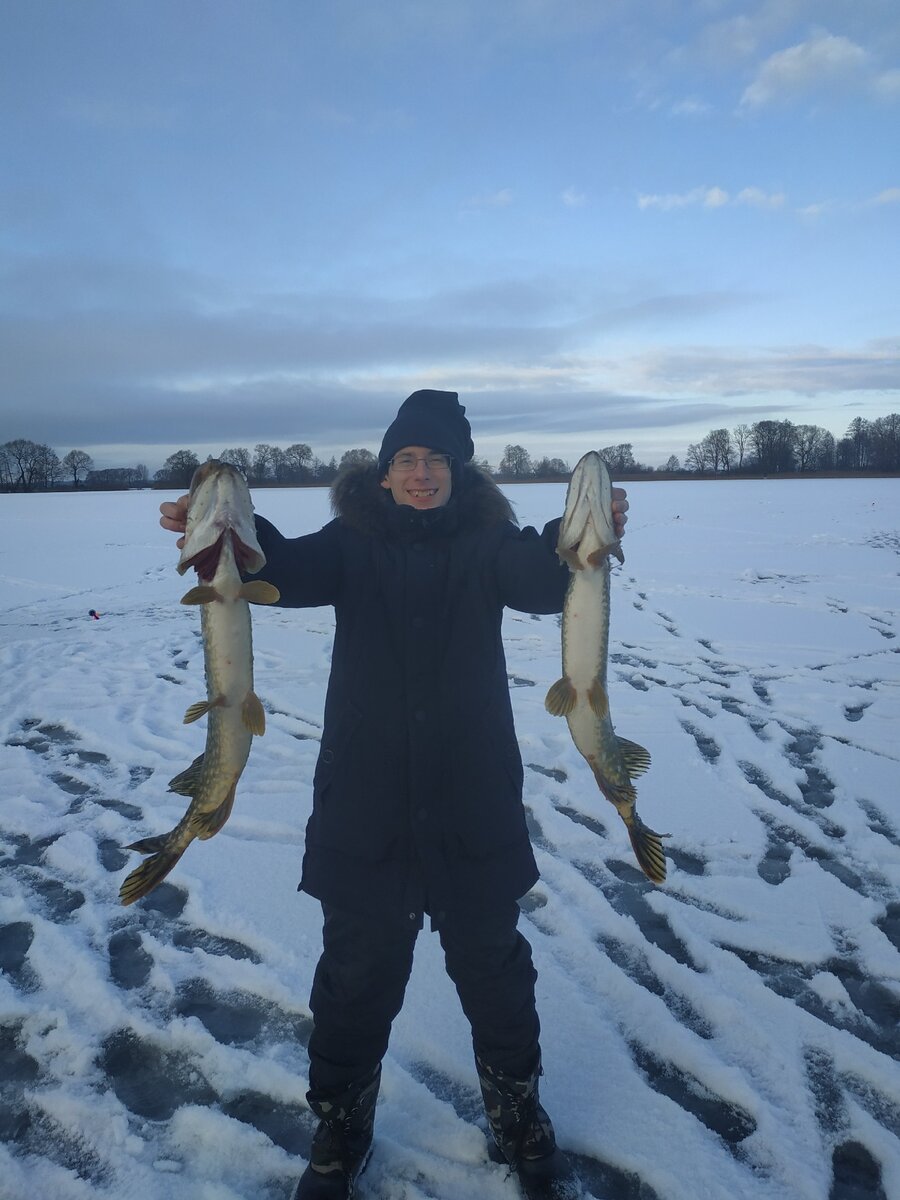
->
[2, 0, 899, 473]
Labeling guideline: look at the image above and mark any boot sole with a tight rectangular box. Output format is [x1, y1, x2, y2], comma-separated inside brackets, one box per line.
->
[290, 1145, 373, 1200]
[486, 1139, 583, 1200]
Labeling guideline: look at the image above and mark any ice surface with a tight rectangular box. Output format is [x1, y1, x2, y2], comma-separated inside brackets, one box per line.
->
[1, 478, 898, 1199]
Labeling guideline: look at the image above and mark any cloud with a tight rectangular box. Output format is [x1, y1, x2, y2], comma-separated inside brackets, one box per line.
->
[633, 338, 900, 398]
[874, 68, 900, 100]
[740, 33, 868, 109]
[736, 187, 786, 209]
[3, 249, 895, 471]
[796, 202, 833, 219]
[560, 186, 587, 207]
[638, 187, 720, 211]
[462, 188, 514, 212]
[638, 186, 784, 211]
[670, 98, 711, 117]
[871, 187, 900, 206]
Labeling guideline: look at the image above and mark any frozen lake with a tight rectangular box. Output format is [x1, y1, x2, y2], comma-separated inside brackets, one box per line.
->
[1, 477, 898, 1200]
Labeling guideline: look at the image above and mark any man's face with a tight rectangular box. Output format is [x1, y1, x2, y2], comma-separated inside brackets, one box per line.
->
[380, 444, 453, 509]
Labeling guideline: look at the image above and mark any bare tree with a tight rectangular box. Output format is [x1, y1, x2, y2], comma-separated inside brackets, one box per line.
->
[36, 444, 63, 487]
[685, 442, 711, 473]
[498, 445, 533, 478]
[750, 420, 796, 473]
[270, 447, 289, 482]
[252, 443, 277, 482]
[284, 443, 313, 480]
[871, 414, 900, 471]
[843, 418, 872, 470]
[732, 424, 750, 469]
[1, 438, 57, 491]
[0, 444, 12, 490]
[532, 456, 569, 479]
[155, 450, 200, 488]
[703, 429, 733, 473]
[600, 444, 636, 473]
[220, 447, 252, 477]
[339, 448, 377, 470]
[794, 425, 828, 472]
[62, 449, 94, 486]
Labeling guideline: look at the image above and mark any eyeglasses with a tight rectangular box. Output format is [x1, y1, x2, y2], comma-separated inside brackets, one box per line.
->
[388, 453, 452, 473]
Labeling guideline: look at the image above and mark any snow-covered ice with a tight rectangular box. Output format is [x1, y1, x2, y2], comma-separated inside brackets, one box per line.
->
[1, 478, 898, 1200]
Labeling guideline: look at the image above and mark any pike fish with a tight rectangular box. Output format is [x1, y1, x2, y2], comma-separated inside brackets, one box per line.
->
[545, 451, 667, 884]
[119, 461, 280, 904]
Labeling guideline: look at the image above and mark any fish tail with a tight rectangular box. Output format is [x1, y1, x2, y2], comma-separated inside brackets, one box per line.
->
[119, 841, 188, 905]
[627, 815, 668, 885]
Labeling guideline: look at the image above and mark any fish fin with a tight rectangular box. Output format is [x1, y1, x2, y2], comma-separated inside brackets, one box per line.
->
[556, 546, 584, 571]
[182, 697, 224, 724]
[586, 540, 624, 568]
[168, 753, 205, 796]
[180, 585, 220, 605]
[238, 580, 281, 605]
[545, 676, 578, 716]
[119, 842, 188, 905]
[193, 780, 238, 840]
[627, 815, 668, 885]
[242, 691, 266, 735]
[125, 833, 171, 854]
[617, 736, 651, 778]
[591, 765, 636, 806]
[587, 679, 609, 718]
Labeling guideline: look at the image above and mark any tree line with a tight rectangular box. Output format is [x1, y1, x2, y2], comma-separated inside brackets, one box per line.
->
[3, 413, 898, 492]
[679, 415, 900, 476]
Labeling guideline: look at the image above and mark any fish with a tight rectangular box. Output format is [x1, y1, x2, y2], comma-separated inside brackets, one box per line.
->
[119, 460, 280, 904]
[545, 451, 667, 884]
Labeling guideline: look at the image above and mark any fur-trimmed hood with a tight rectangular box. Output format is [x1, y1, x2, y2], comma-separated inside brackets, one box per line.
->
[330, 462, 516, 538]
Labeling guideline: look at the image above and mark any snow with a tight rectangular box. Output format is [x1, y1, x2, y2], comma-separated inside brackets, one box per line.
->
[1, 478, 898, 1200]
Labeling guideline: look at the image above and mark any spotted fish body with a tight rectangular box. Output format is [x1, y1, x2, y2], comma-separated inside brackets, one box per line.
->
[546, 451, 666, 884]
[119, 461, 280, 904]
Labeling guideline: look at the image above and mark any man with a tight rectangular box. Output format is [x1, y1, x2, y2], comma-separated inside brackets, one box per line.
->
[160, 391, 628, 1200]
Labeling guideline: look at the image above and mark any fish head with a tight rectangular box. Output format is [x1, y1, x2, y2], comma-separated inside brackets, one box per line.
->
[177, 460, 267, 579]
[557, 451, 622, 568]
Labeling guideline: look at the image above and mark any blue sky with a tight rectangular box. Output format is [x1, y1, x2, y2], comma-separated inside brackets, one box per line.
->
[2, 0, 898, 471]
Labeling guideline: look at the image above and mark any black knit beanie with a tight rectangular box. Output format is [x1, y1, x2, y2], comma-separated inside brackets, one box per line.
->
[378, 390, 474, 475]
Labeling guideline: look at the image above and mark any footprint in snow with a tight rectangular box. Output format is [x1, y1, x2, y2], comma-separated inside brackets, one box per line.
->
[627, 1039, 757, 1154]
[718, 943, 900, 1060]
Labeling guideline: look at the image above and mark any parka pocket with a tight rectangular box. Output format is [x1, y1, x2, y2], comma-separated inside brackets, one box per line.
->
[313, 701, 364, 801]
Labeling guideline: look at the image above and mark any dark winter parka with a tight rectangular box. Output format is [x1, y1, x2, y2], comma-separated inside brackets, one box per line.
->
[252, 463, 569, 927]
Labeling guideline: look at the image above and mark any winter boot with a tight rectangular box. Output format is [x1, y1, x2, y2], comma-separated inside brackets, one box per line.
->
[477, 1056, 581, 1200]
[291, 1066, 380, 1199]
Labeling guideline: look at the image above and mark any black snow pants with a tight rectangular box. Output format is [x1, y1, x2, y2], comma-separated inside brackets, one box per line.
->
[307, 901, 541, 1094]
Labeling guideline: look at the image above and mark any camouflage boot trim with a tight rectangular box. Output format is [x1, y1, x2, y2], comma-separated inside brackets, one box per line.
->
[476, 1055, 557, 1168]
[306, 1066, 381, 1181]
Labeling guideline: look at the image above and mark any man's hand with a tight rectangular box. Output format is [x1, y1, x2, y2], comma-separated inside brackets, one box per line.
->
[612, 487, 629, 539]
[159, 495, 189, 550]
